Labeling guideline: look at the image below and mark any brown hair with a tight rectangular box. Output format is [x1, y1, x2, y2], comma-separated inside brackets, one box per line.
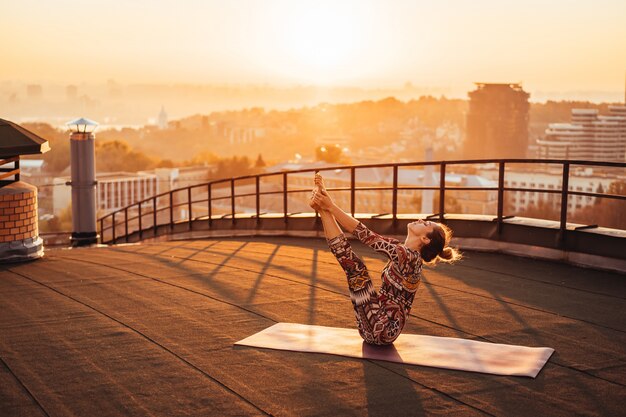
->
[420, 223, 462, 265]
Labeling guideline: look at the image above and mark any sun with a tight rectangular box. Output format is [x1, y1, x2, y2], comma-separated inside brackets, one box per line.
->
[268, 2, 371, 84]
[284, 8, 355, 70]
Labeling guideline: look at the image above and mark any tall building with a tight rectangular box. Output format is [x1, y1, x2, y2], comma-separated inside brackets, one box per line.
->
[465, 83, 530, 159]
[536, 106, 626, 162]
[157, 106, 168, 130]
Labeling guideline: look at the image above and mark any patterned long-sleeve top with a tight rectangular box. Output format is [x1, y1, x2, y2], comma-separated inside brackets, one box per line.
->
[352, 222, 423, 315]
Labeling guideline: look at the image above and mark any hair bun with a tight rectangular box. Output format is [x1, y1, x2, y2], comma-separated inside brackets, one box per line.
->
[438, 246, 462, 263]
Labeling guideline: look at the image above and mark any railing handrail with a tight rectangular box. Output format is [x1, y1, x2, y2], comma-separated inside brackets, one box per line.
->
[97, 158, 626, 245]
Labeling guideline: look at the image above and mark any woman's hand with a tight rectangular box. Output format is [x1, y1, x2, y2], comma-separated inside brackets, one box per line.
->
[312, 188, 334, 211]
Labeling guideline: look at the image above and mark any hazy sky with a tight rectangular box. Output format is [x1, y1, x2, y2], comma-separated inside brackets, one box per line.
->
[2, 0, 625, 96]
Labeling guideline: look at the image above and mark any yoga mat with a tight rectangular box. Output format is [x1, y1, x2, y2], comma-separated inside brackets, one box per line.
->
[235, 323, 554, 378]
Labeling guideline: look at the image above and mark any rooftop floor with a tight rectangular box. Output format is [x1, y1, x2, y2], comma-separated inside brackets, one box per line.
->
[1, 237, 625, 416]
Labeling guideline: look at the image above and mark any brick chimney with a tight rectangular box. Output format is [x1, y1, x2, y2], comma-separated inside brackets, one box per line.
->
[0, 119, 50, 262]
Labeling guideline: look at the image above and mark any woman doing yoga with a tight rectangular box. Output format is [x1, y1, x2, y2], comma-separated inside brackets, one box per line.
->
[310, 172, 460, 345]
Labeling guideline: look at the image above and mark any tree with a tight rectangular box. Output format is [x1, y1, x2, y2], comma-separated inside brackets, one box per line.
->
[254, 154, 266, 168]
[95, 140, 157, 172]
[212, 156, 255, 180]
[316, 145, 343, 163]
[188, 151, 219, 166]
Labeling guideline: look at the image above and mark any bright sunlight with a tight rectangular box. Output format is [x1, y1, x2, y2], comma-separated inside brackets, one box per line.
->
[266, 1, 374, 84]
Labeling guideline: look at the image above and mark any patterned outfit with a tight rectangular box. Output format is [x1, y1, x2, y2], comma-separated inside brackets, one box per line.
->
[327, 222, 423, 345]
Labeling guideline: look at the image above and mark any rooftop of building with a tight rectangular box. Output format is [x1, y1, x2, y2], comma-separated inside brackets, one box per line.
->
[1, 236, 624, 416]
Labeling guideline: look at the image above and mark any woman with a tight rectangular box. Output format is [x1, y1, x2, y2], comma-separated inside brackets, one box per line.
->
[310, 172, 460, 345]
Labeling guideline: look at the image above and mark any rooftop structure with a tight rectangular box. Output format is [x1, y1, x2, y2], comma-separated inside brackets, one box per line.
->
[0, 119, 50, 261]
[465, 83, 530, 159]
[1, 237, 623, 416]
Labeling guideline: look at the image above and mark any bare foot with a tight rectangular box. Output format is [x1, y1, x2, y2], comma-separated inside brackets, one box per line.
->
[314, 172, 327, 193]
[309, 188, 321, 211]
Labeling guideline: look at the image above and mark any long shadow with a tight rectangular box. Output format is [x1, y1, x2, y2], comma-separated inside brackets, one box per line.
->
[422, 272, 616, 416]
[67, 241, 269, 322]
[244, 244, 280, 304]
[363, 359, 426, 417]
[95, 240, 286, 319]
[308, 247, 318, 325]
[175, 241, 350, 297]
[420, 274, 475, 339]
[107, 239, 343, 329]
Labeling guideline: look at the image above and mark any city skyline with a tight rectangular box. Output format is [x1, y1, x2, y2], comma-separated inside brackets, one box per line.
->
[1, 0, 626, 102]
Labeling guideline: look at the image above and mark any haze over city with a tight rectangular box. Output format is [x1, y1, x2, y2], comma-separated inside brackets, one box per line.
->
[2, 0, 625, 103]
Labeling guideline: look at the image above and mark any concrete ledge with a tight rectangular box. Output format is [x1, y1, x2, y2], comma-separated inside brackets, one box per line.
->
[453, 237, 626, 274]
[109, 213, 626, 274]
[0, 236, 44, 263]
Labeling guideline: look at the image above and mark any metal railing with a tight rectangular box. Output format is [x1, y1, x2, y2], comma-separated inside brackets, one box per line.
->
[98, 159, 626, 245]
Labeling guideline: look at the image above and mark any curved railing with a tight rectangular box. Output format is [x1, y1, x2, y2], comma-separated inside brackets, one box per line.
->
[98, 159, 625, 251]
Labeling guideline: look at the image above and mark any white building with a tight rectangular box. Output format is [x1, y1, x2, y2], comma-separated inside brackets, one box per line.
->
[53, 172, 159, 215]
[537, 106, 626, 162]
[52, 165, 214, 217]
[498, 170, 618, 215]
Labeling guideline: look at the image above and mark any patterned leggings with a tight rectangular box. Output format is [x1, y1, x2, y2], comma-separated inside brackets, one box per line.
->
[327, 234, 403, 345]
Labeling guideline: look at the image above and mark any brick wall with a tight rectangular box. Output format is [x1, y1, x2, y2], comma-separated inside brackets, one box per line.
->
[0, 183, 38, 243]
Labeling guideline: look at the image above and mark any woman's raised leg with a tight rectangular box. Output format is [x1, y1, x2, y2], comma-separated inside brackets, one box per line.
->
[317, 209, 384, 344]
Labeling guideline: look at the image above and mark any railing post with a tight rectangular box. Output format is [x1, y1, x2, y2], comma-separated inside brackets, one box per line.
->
[559, 162, 570, 247]
[138, 202, 142, 239]
[112, 212, 116, 243]
[283, 172, 288, 225]
[187, 187, 192, 230]
[208, 183, 212, 227]
[153, 196, 157, 237]
[497, 162, 505, 234]
[124, 207, 129, 242]
[392, 165, 398, 226]
[439, 162, 446, 222]
[231, 178, 236, 225]
[256, 176, 260, 226]
[100, 218, 104, 244]
[350, 167, 356, 217]
[169, 191, 174, 230]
